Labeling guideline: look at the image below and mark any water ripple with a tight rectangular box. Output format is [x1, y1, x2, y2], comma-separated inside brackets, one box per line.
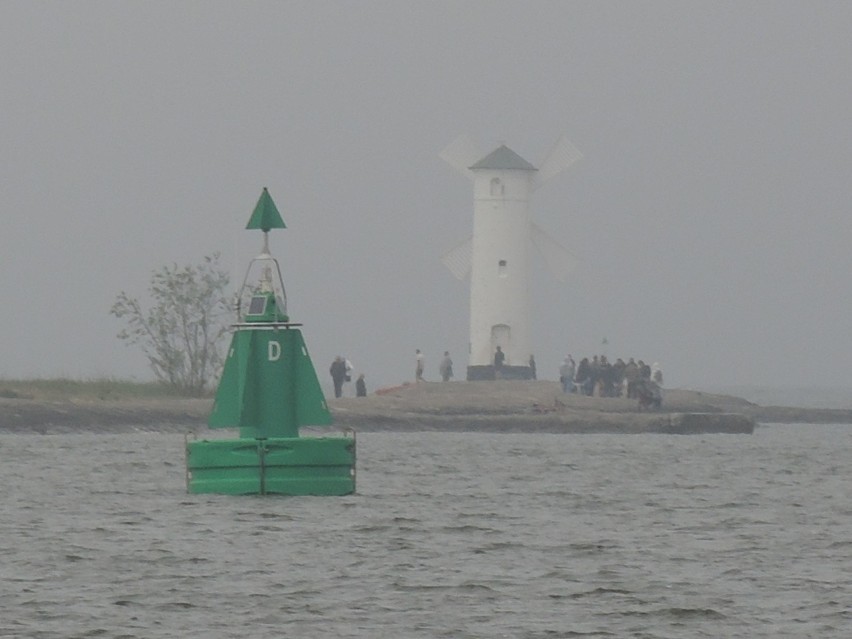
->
[1, 426, 851, 638]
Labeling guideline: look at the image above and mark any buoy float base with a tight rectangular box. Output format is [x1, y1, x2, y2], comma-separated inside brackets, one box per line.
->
[186, 435, 356, 496]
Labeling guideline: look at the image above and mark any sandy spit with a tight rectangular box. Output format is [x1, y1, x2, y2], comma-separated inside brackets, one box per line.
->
[0, 381, 850, 434]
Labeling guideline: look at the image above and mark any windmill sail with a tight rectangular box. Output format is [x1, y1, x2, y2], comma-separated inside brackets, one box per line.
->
[533, 135, 583, 190]
[441, 236, 473, 280]
[439, 134, 482, 179]
[530, 222, 576, 282]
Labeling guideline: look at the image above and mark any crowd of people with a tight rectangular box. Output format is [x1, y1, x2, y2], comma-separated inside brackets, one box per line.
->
[329, 349, 663, 409]
[559, 354, 663, 408]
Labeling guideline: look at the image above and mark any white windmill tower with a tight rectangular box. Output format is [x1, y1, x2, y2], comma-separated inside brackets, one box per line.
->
[441, 135, 582, 380]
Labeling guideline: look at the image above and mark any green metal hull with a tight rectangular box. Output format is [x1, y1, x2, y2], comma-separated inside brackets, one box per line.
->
[186, 436, 356, 495]
[187, 190, 356, 496]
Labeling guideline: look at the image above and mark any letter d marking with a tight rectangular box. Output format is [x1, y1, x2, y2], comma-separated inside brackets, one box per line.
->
[268, 340, 281, 362]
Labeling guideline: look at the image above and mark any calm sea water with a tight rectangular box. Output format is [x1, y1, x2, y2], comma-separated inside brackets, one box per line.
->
[1, 423, 851, 638]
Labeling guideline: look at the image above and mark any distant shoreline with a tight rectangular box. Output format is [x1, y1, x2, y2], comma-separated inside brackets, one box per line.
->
[1, 381, 851, 434]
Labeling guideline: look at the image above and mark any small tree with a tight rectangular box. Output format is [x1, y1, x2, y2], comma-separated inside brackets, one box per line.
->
[111, 253, 232, 395]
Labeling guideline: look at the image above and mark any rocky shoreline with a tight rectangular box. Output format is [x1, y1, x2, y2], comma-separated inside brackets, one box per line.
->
[1, 381, 850, 434]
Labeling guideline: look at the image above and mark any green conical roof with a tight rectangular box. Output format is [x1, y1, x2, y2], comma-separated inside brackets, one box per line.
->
[246, 187, 286, 231]
[469, 145, 537, 171]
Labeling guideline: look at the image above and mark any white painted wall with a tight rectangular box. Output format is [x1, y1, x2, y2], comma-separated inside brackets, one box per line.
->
[468, 167, 535, 367]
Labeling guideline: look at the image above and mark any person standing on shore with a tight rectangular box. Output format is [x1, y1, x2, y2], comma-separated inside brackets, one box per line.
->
[415, 349, 425, 382]
[355, 373, 367, 397]
[329, 356, 347, 398]
[559, 355, 575, 393]
[493, 346, 505, 378]
[439, 351, 454, 382]
[652, 362, 663, 386]
[575, 357, 592, 395]
[529, 355, 537, 380]
[624, 358, 639, 398]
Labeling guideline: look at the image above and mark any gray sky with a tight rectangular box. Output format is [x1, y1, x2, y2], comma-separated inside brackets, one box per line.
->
[2, 1, 851, 391]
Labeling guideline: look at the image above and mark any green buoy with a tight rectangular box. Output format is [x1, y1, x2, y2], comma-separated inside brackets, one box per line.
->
[185, 188, 356, 495]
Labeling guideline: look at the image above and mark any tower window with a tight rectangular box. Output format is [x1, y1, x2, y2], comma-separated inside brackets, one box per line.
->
[490, 177, 504, 196]
[498, 260, 507, 277]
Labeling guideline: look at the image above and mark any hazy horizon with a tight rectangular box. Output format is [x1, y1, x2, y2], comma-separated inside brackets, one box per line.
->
[3, 2, 851, 392]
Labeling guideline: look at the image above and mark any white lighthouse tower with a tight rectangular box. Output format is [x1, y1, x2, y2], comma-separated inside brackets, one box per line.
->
[441, 135, 582, 380]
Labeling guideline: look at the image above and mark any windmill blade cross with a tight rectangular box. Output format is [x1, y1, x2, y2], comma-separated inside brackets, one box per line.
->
[440, 134, 482, 180]
[533, 135, 583, 190]
[441, 236, 473, 280]
[530, 222, 577, 282]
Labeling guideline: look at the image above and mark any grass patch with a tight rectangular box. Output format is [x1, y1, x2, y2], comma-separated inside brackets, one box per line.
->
[0, 378, 212, 401]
